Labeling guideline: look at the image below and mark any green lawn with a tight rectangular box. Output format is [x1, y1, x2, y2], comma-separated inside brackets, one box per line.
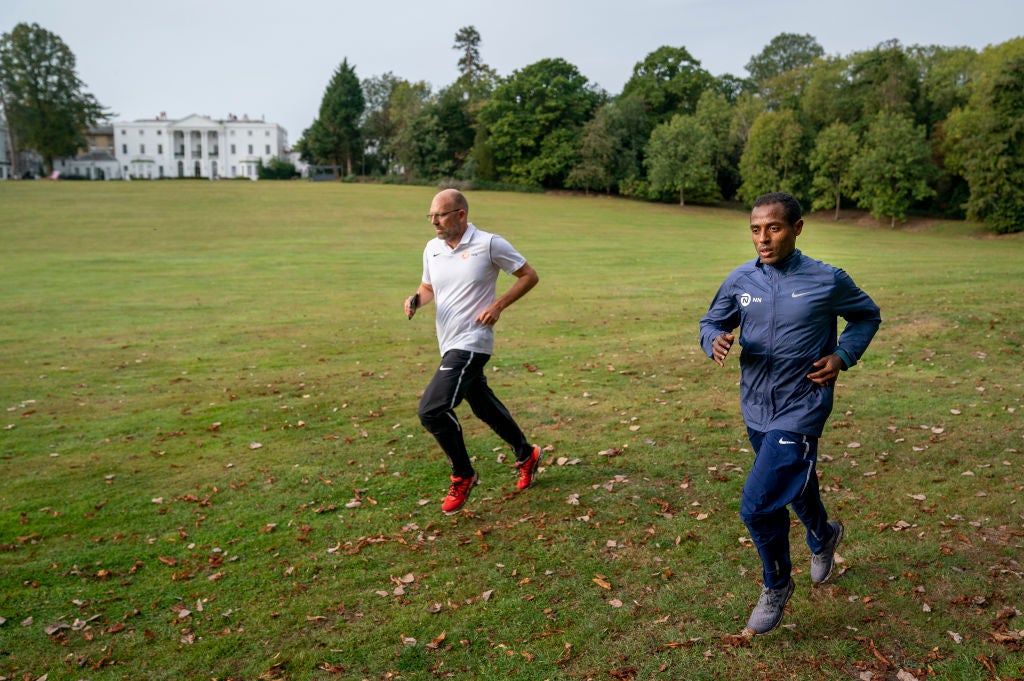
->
[1, 180, 1022, 680]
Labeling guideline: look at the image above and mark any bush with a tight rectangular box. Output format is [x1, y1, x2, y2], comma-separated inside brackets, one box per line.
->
[257, 158, 298, 180]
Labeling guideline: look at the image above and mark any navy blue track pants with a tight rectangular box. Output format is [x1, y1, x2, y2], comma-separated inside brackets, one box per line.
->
[740, 428, 833, 589]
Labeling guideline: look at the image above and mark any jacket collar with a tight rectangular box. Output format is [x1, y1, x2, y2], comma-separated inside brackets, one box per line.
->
[756, 248, 802, 273]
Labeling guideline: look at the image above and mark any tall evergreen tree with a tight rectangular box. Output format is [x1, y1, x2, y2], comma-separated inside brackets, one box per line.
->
[0, 22, 109, 174]
[452, 25, 497, 102]
[303, 59, 365, 176]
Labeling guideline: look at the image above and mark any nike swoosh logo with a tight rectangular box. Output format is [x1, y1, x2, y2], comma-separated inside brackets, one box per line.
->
[791, 291, 812, 298]
[778, 438, 797, 445]
[439, 366, 454, 371]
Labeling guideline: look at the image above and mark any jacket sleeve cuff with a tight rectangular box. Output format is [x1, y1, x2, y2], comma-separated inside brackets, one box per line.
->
[835, 347, 856, 370]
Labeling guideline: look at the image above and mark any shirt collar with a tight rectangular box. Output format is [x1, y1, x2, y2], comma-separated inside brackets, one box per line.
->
[449, 222, 477, 250]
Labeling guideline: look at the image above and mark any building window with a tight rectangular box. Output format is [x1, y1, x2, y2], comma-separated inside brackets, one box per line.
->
[140, 144, 146, 154]
[158, 144, 163, 154]
[159, 166, 164, 178]
[157, 130, 162, 136]
[248, 144, 253, 154]
[122, 144, 127, 154]
[230, 144, 236, 154]
[265, 131, 270, 136]
[265, 145, 270, 154]
[139, 130, 144, 135]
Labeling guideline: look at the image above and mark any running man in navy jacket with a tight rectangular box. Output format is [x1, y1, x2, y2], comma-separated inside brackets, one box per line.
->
[699, 192, 881, 635]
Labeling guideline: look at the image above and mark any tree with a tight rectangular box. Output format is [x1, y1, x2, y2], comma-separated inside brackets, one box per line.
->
[361, 72, 403, 175]
[621, 46, 714, 122]
[746, 33, 824, 91]
[477, 58, 602, 187]
[850, 110, 934, 227]
[911, 45, 976, 133]
[944, 39, 1024, 234]
[737, 109, 807, 205]
[382, 79, 431, 177]
[644, 114, 718, 206]
[799, 56, 857, 130]
[398, 85, 475, 180]
[566, 95, 651, 195]
[302, 59, 365, 176]
[809, 122, 860, 219]
[0, 23, 109, 174]
[566, 105, 618, 194]
[695, 90, 740, 199]
[848, 40, 919, 122]
[452, 25, 498, 102]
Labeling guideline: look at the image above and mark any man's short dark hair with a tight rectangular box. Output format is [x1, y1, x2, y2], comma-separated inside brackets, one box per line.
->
[753, 192, 802, 226]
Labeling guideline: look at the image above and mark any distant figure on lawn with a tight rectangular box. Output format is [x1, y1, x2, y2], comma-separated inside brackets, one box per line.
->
[699, 191, 881, 635]
[405, 188, 542, 515]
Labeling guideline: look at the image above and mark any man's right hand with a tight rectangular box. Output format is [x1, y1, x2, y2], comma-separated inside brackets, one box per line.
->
[712, 333, 734, 366]
[405, 294, 419, 319]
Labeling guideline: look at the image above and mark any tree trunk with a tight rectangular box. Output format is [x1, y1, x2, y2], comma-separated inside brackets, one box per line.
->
[679, 187, 685, 207]
[0, 89, 19, 178]
[834, 191, 840, 221]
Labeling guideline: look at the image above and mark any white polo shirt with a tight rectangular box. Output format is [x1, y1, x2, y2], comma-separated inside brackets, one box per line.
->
[422, 223, 527, 356]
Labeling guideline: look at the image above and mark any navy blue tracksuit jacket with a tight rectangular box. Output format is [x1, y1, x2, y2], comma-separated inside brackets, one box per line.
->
[699, 249, 881, 438]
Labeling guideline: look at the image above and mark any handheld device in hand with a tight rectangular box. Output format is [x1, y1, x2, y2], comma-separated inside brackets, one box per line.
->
[408, 293, 419, 319]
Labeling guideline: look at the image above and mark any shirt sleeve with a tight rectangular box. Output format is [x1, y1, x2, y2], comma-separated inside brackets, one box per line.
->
[421, 245, 432, 286]
[488, 235, 528, 274]
[832, 269, 881, 369]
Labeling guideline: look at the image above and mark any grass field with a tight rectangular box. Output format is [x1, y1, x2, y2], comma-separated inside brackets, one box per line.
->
[1, 180, 1021, 681]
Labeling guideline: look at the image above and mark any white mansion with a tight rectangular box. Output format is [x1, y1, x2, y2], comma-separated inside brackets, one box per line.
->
[48, 112, 291, 180]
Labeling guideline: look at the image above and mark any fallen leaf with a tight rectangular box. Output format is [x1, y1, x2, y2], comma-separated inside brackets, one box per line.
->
[593, 577, 612, 590]
[425, 630, 446, 649]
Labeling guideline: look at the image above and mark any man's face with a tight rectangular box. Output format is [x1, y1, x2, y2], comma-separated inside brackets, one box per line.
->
[429, 196, 465, 245]
[750, 203, 802, 265]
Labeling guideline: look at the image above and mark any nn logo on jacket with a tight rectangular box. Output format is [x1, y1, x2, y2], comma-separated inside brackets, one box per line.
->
[740, 292, 762, 307]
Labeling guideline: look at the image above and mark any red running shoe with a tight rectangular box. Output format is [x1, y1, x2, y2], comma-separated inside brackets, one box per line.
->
[441, 472, 479, 515]
[515, 445, 541, 491]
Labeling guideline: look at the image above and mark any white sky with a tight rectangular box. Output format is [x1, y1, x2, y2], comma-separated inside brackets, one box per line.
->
[3, 0, 1021, 147]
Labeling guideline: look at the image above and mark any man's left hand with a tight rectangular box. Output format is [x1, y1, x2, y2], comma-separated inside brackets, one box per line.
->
[807, 354, 845, 386]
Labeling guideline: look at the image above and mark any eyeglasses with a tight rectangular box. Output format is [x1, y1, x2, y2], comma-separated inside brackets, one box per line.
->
[426, 208, 460, 221]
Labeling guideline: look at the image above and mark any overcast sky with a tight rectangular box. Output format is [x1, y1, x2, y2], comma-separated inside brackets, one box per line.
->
[3, 0, 1021, 146]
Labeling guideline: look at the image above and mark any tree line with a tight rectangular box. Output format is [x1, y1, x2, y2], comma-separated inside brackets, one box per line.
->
[2, 22, 1021, 233]
[297, 28, 1024, 234]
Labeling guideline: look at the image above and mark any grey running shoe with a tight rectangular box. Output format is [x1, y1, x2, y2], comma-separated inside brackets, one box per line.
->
[745, 578, 795, 635]
[811, 520, 844, 584]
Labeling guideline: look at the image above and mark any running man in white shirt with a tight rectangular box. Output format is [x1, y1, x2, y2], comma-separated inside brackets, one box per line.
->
[404, 189, 541, 515]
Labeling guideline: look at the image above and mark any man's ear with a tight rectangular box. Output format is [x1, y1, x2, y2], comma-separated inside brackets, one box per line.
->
[794, 219, 804, 236]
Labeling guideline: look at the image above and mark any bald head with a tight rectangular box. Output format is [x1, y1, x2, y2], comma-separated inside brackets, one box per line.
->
[434, 188, 469, 214]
